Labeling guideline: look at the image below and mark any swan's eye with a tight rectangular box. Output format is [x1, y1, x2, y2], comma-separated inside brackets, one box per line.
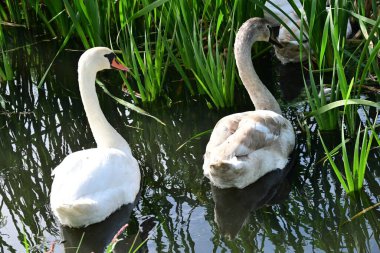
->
[104, 53, 116, 65]
[267, 25, 272, 31]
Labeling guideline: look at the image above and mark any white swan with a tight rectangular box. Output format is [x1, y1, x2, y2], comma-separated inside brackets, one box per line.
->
[264, 0, 352, 64]
[50, 47, 141, 227]
[203, 18, 295, 189]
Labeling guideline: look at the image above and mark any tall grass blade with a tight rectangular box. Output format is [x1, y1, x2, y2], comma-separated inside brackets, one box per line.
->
[319, 131, 350, 193]
[176, 129, 212, 151]
[307, 99, 380, 117]
[340, 123, 354, 192]
[96, 80, 165, 125]
[62, 0, 90, 48]
[127, 0, 170, 22]
[37, 25, 75, 88]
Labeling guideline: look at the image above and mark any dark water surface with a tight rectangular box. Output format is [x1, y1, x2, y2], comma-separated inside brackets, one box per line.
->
[0, 46, 379, 253]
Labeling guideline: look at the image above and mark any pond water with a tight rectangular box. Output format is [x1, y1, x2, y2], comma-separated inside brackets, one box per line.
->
[0, 44, 379, 253]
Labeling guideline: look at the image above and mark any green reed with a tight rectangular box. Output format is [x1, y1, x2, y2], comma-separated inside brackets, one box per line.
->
[312, 1, 378, 131]
[172, 0, 268, 108]
[1, 0, 267, 108]
[62, 0, 104, 48]
[1, 1, 378, 119]
[315, 8, 379, 192]
[262, 0, 379, 193]
[317, 88, 379, 194]
[319, 122, 376, 193]
[116, 0, 172, 103]
[262, 0, 379, 132]
[1, 0, 378, 112]
[0, 22, 13, 81]
[105, 223, 150, 253]
[172, 5, 237, 108]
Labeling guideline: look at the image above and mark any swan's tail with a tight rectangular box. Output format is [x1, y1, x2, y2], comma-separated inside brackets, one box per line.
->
[209, 156, 244, 171]
[53, 199, 97, 227]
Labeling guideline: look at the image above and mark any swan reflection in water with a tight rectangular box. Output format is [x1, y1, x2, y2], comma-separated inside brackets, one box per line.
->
[211, 163, 294, 240]
[60, 197, 156, 253]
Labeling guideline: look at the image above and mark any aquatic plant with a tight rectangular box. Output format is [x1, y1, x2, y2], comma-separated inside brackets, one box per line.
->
[3, 0, 376, 107]
[0, 0, 268, 107]
[320, 122, 376, 193]
[262, 0, 378, 129]
[262, 0, 379, 195]
[169, 0, 270, 108]
[0, 22, 13, 81]
[300, 1, 379, 133]
[105, 223, 151, 253]
[303, 1, 379, 193]
[116, 0, 173, 103]
[174, 10, 237, 108]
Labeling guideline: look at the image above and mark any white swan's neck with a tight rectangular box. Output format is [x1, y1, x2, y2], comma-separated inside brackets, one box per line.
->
[78, 67, 131, 154]
[234, 31, 282, 115]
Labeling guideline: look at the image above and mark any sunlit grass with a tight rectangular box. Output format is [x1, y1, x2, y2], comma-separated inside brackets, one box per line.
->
[169, 0, 268, 108]
[178, 10, 237, 109]
[319, 122, 376, 194]
[261, 0, 379, 193]
[318, 79, 378, 194]
[116, 0, 172, 103]
[3, 0, 376, 110]
[96, 79, 166, 125]
[0, 22, 13, 81]
[263, 1, 379, 132]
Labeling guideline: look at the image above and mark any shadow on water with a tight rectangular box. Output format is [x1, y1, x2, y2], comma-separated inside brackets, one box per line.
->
[212, 167, 293, 240]
[60, 195, 156, 253]
[0, 42, 379, 252]
[61, 204, 136, 253]
[212, 144, 299, 240]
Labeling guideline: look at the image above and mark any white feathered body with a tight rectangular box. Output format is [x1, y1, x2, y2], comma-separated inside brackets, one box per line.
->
[50, 47, 141, 227]
[50, 147, 140, 227]
[203, 110, 295, 189]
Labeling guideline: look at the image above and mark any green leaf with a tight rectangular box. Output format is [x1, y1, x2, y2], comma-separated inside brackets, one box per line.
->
[96, 80, 166, 126]
[176, 129, 212, 151]
[38, 24, 75, 88]
[308, 99, 380, 117]
[319, 131, 349, 193]
[127, 0, 169, 22]
[340, 124, 354, 192]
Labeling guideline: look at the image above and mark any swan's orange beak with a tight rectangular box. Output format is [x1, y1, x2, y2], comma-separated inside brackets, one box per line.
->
[111, 58, 129, 72]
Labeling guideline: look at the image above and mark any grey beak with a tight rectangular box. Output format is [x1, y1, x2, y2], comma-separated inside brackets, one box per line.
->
[268, 27, 283, 48]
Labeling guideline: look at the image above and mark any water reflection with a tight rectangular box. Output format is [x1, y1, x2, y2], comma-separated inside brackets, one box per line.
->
[0, 44, 379, 252]
[212, 168, 291, 240]
[60, 198, 155, 253]
[61, 205, 133, 252]
[277, 62, 305, 101]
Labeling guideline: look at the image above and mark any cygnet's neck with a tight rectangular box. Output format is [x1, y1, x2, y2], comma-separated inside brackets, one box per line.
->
[78, 66, 131, 154]
[234, 28, 282, 115]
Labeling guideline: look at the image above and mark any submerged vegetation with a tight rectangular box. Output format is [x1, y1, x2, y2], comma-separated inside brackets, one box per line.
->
[0, 0, 379, 250]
